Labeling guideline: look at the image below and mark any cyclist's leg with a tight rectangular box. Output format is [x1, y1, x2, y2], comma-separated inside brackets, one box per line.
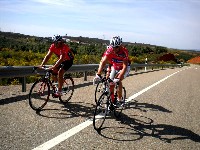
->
[124, 65, 131, 77]
[116, 66, 130, 100]
[58, 68, 65, 93]
[106, 64, 112, 79]
[51, 65, 59, 82]
[109, 67, 118, 103]
[57, 60, 73, 94]
[117, 80, 123, 100]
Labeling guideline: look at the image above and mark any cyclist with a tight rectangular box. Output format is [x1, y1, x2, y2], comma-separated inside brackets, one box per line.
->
[39, 35, 74, 97]
[94, 36, 130, 107]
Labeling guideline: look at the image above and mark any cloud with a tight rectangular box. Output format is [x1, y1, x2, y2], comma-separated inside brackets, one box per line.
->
[0, 0, 200, 49]
[33, 0, 65, 6]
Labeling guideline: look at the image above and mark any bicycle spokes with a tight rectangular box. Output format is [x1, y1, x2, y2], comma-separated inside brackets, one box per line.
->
[59, 77, 74, 104]
[29, 80, 50, 111]
[37, 82, 47, 95]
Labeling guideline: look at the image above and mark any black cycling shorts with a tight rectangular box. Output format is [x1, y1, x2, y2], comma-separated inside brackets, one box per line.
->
[58, 59, 73, 71]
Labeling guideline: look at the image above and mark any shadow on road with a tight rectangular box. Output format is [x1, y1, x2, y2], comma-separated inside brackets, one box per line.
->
[127, 99, 172, 113]
[35, 101, 95, 119]
[122, 113, 200, 143]
[97, 100, 200, 143]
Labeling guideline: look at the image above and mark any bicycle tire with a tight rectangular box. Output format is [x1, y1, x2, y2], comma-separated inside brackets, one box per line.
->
[59, 77, 74, 104]
[28, 78, 50, 111]
[94, 81, 105, 104]
[114, 87, 126, 118]
[93, 93, 109, 131]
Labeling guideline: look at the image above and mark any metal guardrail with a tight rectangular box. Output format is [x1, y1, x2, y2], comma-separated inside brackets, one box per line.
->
[0, 64, 99, 78]
[0, 63, 184, 92]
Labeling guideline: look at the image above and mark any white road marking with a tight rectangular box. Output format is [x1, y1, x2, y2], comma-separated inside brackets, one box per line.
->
[33, 68, 187, 150]
[32, 120, 93, 150]
[126, 68, 186, 102]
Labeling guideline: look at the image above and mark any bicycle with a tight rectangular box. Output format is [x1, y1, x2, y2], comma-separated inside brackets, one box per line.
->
[28, 66, 74, 111]
[94, 69, 108, 104]
[93, 73, 126, 131]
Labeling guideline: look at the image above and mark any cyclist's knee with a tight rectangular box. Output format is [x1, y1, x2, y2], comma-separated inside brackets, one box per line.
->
[58, 69, 65, 77]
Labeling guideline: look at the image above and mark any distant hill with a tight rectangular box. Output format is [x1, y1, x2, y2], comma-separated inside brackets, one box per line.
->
[0, 31, 159, 47]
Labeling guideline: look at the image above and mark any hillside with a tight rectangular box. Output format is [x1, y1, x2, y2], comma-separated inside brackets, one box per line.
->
[187, 56, 200, 64]
[1, 31, 200, 66]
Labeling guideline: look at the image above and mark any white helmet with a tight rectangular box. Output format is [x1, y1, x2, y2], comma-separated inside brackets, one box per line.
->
[110, 36, 122, 47]
[52, 35, 63, 42]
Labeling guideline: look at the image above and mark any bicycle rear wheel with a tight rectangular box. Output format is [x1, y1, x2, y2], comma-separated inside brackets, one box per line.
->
[93, 93, 109, 131]
[59, 77, 74, 104]
[28, 78, 50, 111]
[114, 87, 126, 118]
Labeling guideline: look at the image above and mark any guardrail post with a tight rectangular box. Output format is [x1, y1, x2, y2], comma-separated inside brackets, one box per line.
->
[84, 71, 87, 81]
[22, 77, 26, 92]
[135, 67, 137, 72]
[145, 58, 147, 72]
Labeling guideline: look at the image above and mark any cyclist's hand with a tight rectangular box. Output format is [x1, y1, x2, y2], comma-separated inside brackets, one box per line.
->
[113, 78, 120, 83]
[48, 65, 57, 71]
[93, 74, 102, 85]
[48, 66, 54, 70]
[38, 65, 46, 69]
[37, 65, 43, 69]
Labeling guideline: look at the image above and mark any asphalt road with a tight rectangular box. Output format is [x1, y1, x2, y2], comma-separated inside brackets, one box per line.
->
[0, 65, 200, 150]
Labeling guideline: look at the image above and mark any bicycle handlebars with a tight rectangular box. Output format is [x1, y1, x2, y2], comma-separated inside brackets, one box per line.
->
[32, 66, 51, 73]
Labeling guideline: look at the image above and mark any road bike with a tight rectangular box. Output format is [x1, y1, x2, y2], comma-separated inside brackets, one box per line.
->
[93, 72, 126, 131]
[28, 66, 74, 111]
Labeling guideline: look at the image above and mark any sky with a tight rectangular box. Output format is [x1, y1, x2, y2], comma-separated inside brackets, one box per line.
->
[0, 0, 200, 50]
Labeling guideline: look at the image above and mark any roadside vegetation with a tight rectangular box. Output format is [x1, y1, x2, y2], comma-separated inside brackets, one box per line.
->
[0, 31, 199, 85]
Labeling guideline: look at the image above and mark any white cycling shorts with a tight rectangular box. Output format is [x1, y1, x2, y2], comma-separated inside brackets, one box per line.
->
[109, 66, 130, 80]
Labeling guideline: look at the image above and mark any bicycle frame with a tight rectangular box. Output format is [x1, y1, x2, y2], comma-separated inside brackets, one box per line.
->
[35, 66, 74, 99]
[104, 78, 120, 104]
[34, 67, 57, 95]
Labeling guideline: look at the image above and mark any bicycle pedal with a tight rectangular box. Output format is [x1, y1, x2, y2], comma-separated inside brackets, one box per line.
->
[106, 110, 111, 115]
[52, 93, 61, 98]
[109, 104, 115, 111]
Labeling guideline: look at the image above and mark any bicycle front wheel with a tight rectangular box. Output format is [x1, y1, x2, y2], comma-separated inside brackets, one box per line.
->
[93, 93, 109, 131]
[95, 81, 105, 104]
[59, 77, 74, 104]
[114, 87, 126, 118]
[28, 79, 50, 111]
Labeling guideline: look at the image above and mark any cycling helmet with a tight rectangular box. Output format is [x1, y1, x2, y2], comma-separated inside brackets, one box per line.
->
[110, 36, 122, 47]
[52, 35, 63, 42]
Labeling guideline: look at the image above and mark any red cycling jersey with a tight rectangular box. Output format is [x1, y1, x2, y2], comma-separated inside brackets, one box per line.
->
[49, 43, 74, 60]
[103, 46, 129, 70]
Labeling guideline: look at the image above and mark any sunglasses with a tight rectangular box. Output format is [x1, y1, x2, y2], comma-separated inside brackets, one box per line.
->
[113, 46, 119, 48]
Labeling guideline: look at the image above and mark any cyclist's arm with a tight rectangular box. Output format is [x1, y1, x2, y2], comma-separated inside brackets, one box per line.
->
[97, 56, 109, 75]
[117, 59, 128, 80]
[40, 50, 53, 66]
[50, 52, 66, 70]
